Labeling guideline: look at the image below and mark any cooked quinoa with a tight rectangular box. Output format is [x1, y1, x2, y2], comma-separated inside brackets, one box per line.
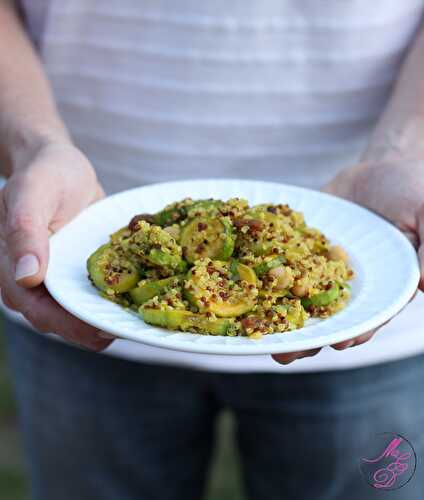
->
[87, 197, 354, 338]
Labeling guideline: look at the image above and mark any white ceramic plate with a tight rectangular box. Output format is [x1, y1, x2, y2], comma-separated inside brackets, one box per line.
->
[44, 179, 420, 355]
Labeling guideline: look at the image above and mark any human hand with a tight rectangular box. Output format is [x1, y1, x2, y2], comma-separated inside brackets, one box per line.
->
[0, 140, 114, 350]
[273, 158, 422, 364]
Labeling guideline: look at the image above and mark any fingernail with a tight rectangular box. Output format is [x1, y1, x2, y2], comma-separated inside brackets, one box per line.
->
[96, 331, 116, 340]
[15, 254, 40, 281]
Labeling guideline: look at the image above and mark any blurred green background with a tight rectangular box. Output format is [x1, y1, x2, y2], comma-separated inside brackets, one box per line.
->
[0, 315, 245, 500]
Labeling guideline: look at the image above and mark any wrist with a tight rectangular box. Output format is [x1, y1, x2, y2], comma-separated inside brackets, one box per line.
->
[325, 162, 369, 204]
[4, 123, 71, 174]
[361, 115, 424, 164]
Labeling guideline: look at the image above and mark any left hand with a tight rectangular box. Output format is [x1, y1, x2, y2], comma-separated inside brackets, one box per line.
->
[273, 159, 424, 364]
[0, 140, 115, 351]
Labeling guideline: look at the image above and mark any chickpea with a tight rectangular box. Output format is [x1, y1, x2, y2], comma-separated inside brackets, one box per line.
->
[292, 281, 308, 297]
[328, 245, 349, 263]
[164, 224, 180, 240]
[268, 265, 293, 290]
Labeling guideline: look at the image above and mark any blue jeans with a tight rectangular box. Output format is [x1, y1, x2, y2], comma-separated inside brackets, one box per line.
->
[3, 317, 424, 500]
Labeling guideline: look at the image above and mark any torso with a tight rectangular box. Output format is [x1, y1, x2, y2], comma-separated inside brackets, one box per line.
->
[19, 0, 424, 193]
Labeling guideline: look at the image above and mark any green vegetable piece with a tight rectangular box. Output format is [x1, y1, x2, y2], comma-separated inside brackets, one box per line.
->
[87, 243, 140, 293]
[153, 199, 222, 227]
[153, 207, 183, 227]
[129, 276, 181, 305]
[180, 217, 235, 263]
[272, 304, 289, 315]
[254, 256, 286, 276]
[230, 259, 240, 280]
[259, 290, 288, 300]
[230, 261, 257, 284]
[123, 220, 185, 275]
[110, 225, 132, 244]
[301, 283, 340, 309]
[185, 199, 222, 218]
[147, 248, 187, 272]
[185, 261, 256, 318]
[209, 293, 254, 318]
[286, 300, 308, 329]
[141, 307, 235, 335]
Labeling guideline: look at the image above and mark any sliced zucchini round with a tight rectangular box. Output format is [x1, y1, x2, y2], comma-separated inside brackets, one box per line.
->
[230, 260, 257, 284]
[234, 211, 284, 257]
[301, 283, 340, 309]
[87, 243, 140, 293]
[141, 307, 236, 335]
[208, 298, 252, 318]
[129, 276, 181, 306]
[247, 210, 282, 226]
[185, 199, 222, 219]
[146, 248, 187, 273]
[110, 226, 132, 245]
[180, 217, 235, 264]
[153, 207, 184, 227]
[258, 289, 288, 300]
[153, 199, 222, 227]
[184, 260, 257, 318]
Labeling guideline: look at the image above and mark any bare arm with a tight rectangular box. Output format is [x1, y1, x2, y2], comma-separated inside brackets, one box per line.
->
[0, 1, 113, 350]
[363, 25, 424, 162]
[0, 0, 69, 176]
[326, 24, 424, 195]
[275, 24, 424, 364]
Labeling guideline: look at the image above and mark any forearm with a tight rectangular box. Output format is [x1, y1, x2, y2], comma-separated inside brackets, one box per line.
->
[0, 0, 70, 176]
[363, 24, 424, 162]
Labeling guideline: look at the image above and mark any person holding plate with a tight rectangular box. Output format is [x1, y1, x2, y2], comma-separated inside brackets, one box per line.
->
[0, 1, 424, 499]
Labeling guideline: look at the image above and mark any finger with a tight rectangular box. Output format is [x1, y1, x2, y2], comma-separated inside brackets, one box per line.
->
[29, 286, 115, 350]
[418, 245, 424, 291]
[272, 347, 321, 365]
[353, 330, 376, 346]
[273, 279, 418, 362]
[332, 288, 419, 352]
[417, 204, 424, 289]
[331, 329, 376, 350]
[402, 229, 419, 249]
[31, 287, 115, 350]
[0, 255, 114, 350]
[0, 288, 18, 311]
[1, 177, 57, 288]
[331, 338, 356, 350]
[24, 286, 114, 351]
[393, 221, 418, 248]
[299, 347, 322, 358]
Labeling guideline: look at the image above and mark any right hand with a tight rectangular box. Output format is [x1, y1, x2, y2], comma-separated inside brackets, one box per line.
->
[0, 141, 114, 350]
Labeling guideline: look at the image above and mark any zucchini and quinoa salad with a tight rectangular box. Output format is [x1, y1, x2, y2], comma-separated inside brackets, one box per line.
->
[87, 198, 354, 339]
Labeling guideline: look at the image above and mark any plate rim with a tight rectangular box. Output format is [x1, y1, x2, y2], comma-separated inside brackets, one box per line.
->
[44, 178, 420, 355]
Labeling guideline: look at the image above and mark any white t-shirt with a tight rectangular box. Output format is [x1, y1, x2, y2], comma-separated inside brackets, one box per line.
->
[7, 0, 424, 372]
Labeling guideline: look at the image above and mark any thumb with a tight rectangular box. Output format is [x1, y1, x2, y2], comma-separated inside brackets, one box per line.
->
[418, 208, 424, 291]
[3, 182, 52, 288]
